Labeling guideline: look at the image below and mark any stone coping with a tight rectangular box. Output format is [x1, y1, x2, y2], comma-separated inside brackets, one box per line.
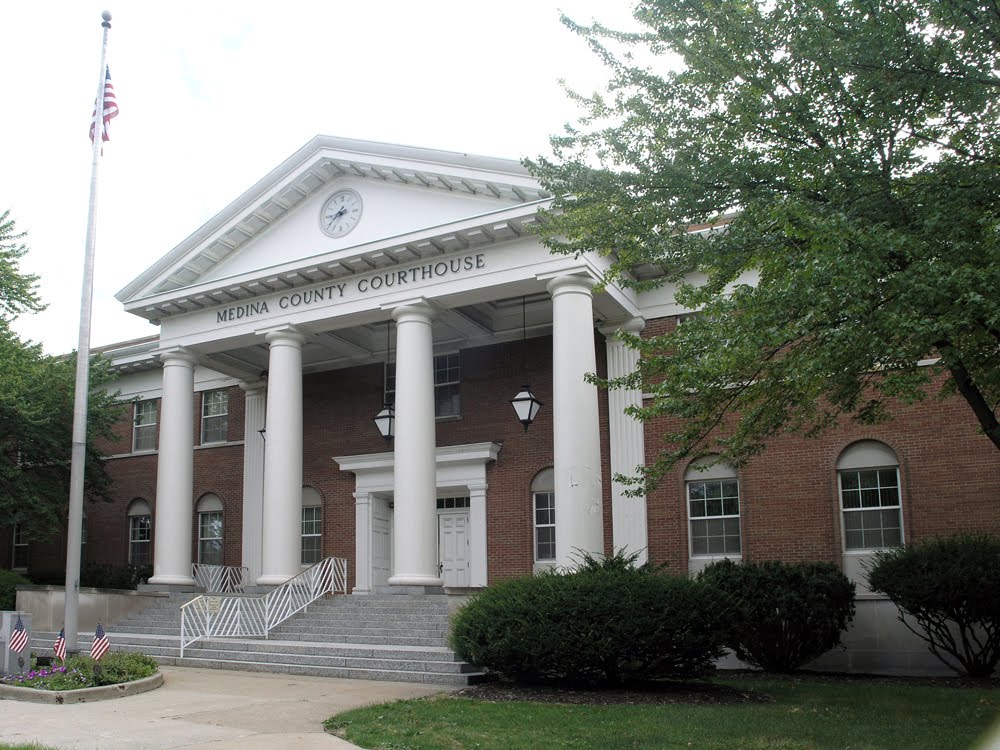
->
[0, 671, 163, 704]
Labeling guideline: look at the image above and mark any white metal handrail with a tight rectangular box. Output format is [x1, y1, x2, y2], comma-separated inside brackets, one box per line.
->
[192, 563, 249, 593]
[180, 557, 348, 656]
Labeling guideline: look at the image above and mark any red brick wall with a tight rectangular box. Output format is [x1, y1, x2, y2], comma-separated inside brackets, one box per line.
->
[16, 323, 1000, 588]
[640, 316, 1000, 572]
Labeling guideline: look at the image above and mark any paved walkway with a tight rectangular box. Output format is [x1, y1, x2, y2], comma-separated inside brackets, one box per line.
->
[0, 666, 446, 749]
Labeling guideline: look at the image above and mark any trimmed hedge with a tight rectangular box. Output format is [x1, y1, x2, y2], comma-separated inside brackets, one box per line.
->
[699, 559, 856, 673]
[450, 552, 731, 685]
[0, 569, 30, 611]
[80, 562, 152, 590]
[867, 534, 1000, 678]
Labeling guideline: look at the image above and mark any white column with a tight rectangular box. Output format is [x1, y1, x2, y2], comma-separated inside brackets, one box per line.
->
[547, 275, 604, 568]
[353, 491, 373, 594]
[149, 348, 196, 586]
[257, 328, 304, 585]
[601, 318, 649, 565]
[388, 302, 442, 587]
[240, 380, 267, 584]
[468, 482, 488, 587]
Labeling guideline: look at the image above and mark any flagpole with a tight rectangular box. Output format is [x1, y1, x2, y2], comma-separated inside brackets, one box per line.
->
[64, 9, 112, 655]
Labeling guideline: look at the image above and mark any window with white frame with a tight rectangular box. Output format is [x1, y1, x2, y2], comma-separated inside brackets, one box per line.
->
[301, 487, 322, 566]
[685, 458, 741, 556]
[12, 524, 27, 569]
[133, 400, 158, 452]
[837, 441, 902, 551]
[384, 352, 461, 418]
[197, 494, 224, 565]
[128, 498, 152, 565]
[532, 468, 556, 562]
[201, 389, 229, 444]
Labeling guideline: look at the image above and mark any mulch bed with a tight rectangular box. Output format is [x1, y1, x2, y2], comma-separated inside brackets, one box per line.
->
[450, 670, 998, 706]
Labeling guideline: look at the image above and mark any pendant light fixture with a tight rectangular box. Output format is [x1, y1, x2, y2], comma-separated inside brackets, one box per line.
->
[373, 320, 395, 441]
[510, 295, 542, 431]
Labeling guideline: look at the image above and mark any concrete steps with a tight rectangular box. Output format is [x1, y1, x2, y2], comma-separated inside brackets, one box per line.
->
[29, 592, 483, 686]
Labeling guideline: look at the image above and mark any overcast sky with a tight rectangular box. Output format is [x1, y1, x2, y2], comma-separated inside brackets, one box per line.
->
[1, 1, 639, 355]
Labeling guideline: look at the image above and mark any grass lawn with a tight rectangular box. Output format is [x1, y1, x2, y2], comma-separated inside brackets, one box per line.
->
[325, 675, 1000, 750]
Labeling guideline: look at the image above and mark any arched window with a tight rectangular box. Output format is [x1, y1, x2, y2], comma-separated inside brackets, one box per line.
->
[532, 468, 556, 562]
[301, 486, 322, 566]
[837, 441, 902, 551]
[127, 499, 152, 565]
[196, 494, 224, 565]
[685, 457, 741, 557]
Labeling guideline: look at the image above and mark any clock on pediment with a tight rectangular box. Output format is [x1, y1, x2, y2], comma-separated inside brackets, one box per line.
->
[320, 188, 363, 238]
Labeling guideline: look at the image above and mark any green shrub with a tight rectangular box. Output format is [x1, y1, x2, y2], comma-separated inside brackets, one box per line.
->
[698, 559, 856, 673]
[867, 534, 1000, 678]
[0, 569, 30, 610]
[450, 550, 731, 685]
[80, 562, 152, 590]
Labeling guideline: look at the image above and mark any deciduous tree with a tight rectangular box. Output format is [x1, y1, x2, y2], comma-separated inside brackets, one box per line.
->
[529, 0, 1000, 486]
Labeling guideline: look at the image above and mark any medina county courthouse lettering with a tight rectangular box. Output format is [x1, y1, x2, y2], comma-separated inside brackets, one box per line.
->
[5, 136, 999, 675]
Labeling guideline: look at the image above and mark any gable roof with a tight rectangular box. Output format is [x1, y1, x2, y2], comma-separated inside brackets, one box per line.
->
[117, 135, 552, 323]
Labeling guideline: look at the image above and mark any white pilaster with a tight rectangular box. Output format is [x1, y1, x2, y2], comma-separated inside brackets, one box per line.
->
[388, 302, 442, 587]
[353, 491, 373, 594]
[468, 482, 488, 587]
[258, 328, 305, 585]
[547, 275, 604, 568]
[149, 348, 197, 585]
[601, 319, 649, 565]
[240, 380, 267, 584]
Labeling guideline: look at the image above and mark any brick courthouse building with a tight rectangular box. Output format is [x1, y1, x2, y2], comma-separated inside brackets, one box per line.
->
[7, 137, 1000, 673]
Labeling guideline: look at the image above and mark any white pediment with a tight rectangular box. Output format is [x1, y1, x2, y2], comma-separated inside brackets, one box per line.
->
[117, 136, 551, 322]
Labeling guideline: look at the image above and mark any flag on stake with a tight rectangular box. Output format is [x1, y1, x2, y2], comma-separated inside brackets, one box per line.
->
[8, 615, 28, 654]
[89, 66, 119, 143]
[54, 627, 67, 663]
[91, 622, 110, 661]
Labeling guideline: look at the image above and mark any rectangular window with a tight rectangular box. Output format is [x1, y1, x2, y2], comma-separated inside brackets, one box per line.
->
[201, 389, 229, 444]
[839, 468, 902, 550]
[385, 352, 461, 418]
[198, 511, 223, 565]
[129, 515, 152, 565]
[12, 524, 27, 569]
[133, 400, 158, 452]
[688, 479, 741, 556]
[534, 491, 556, 561]
[301, 506, 322, 565]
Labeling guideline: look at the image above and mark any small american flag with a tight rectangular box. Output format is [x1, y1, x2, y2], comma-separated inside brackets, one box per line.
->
[8, 615, 28, 654]
[53, 627, 67, 663]
[89, 66, 119, 143]
[91, 622, 110, 661]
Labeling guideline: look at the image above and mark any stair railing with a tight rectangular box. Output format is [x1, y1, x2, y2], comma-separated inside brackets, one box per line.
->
[191, 563, 249, 593]
[180, 556, 348, 656]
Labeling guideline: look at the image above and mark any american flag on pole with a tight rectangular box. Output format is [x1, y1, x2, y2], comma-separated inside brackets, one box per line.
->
[91, 622, 110, 661]
[8, 615, 28, 654]
[53, 627, 67, 663]
[89, 66, 119, 143]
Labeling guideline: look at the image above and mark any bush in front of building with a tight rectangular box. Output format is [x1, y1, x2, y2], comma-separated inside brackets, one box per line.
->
[450, 551, 731, 685]
[698, 559, 856, 673]
[0, 569, 30, 610]
[867, 534, 1000, 679]
[80, 562, 152, 590]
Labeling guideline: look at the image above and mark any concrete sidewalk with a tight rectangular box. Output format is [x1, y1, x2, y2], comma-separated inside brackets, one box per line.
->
[0, 666, 446, 749]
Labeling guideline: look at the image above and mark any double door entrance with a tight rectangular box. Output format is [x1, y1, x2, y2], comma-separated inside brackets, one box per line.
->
[372, 496, 471, 588]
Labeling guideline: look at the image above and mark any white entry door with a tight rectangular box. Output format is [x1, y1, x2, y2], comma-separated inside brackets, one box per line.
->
[438, 511, 470, 587]
[372, 501, 392, 587]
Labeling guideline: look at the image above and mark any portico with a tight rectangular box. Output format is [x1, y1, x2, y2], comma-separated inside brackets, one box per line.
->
[115, 136, 649, 592]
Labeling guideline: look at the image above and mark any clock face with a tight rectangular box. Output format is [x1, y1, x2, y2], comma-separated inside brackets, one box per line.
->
[320, 189, 363, 238]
